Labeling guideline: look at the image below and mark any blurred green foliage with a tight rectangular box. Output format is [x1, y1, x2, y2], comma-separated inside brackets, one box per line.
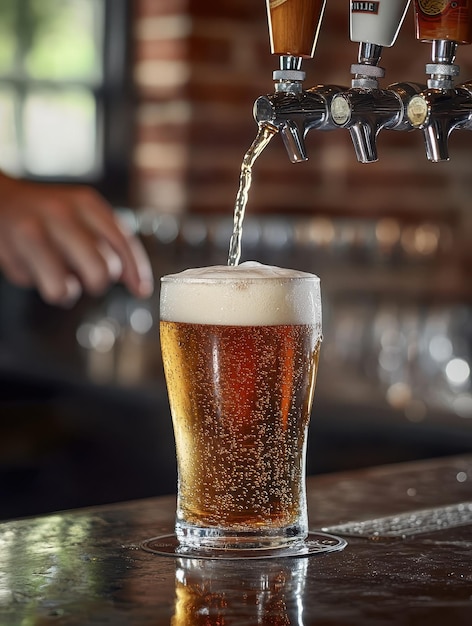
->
[0, 0, 102, 81]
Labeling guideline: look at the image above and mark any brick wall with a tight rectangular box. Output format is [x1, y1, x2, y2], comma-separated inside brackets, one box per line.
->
[130, 0, 472, 260]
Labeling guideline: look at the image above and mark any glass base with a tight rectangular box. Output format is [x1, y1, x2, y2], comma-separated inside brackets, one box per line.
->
[141, 531, 347, 560]
[175, 521, 306, 551]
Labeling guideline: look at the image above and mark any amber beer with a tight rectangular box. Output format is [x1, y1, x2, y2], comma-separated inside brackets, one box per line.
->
[171, 557, 308, 625]
[414, 0, 472, 44]
[267, 0, 327, 57]
[160, 262, 322, 550]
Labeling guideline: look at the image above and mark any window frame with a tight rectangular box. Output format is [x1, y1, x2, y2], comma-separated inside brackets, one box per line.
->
[0, 0, 133, 205]
[98, 0, 133, 204]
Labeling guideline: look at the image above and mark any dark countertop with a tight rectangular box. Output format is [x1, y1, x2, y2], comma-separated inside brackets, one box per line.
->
[1, 454, 472, 625]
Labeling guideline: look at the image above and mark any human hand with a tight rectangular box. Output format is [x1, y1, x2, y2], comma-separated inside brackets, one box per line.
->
[0, 174, 154, 306]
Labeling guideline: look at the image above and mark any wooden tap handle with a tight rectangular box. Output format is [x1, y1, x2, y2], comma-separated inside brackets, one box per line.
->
[267, 0, 327, 58]
[414, 0, 472, 44]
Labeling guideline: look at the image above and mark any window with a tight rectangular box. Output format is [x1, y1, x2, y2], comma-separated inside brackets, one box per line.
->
[0, 0, 131, 203]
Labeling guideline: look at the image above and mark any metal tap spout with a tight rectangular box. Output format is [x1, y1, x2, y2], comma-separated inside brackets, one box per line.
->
[330, 83, 423, 163]
[329, 38, 423, 163]
[253, 55, 345, 163]
[253, 87, 344, 163]
[407, 82, 472, 161]
[332, 0, 415, 162]
[406, 39, 469, 161]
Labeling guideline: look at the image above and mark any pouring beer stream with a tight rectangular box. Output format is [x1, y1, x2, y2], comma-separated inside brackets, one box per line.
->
[227, 124, 277, 267]
[228, 0, 328, 267]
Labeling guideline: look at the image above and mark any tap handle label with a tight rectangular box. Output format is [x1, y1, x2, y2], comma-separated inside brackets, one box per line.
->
[417, 0, 449, 16]
[350, 0, 411, 47]
[351, 2, 380, 15]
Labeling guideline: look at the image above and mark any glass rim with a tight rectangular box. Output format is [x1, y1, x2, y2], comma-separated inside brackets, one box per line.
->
[161, 274, 320, 285]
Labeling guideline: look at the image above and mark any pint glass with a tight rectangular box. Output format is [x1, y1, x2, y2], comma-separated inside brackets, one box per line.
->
[160, 262, 322, 550]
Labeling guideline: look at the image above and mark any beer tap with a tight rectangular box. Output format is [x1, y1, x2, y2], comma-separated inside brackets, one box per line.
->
[406, 1, 472, 162]
[253, 0, 344, 163]
[330, 0, 421, 163]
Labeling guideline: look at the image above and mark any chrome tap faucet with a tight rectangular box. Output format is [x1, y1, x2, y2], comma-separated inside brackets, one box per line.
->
[407, 40, 472, 162]
[330, 43, 421, 163]
[254, 0, 472, 168]
[330, 0, 418, 163]
[254, 54, 344, 163]
[254, 1, 344, 164]
[405, 0, 472, 161]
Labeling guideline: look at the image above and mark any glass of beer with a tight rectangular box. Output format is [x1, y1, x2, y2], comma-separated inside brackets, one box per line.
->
[160, 261, 322, 552]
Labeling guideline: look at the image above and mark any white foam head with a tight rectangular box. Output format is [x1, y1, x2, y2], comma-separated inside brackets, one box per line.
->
[160, 261, 321, 327]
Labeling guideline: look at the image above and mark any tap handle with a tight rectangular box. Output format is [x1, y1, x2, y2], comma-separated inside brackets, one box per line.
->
[351, 0, 411, 47]
[414, 0, 472, 44]
[266, 0, 327, 57]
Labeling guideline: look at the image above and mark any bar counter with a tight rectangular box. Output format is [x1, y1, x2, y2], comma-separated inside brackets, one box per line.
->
[1, 454, 471, 625]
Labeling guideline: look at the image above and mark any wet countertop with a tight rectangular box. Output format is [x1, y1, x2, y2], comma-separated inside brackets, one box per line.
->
[1, 454, 471, 625]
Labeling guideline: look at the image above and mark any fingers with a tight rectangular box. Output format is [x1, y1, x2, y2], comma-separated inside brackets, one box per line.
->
[0, 235, 35, 288]
[44, 212, 123, 296]
[118, 230, 154, 298]
[0, 179, 154, 305]
[74, 189, 154, 298]
[7, 215, 83, 305]
[97, 239, 124, 282]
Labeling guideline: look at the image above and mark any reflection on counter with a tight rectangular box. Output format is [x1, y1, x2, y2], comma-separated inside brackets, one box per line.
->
[172, 557, 307, 625]
[0, 212, 471, 520]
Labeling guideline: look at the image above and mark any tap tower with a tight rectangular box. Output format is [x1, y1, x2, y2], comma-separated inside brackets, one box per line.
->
[254, 0, 472, 164]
